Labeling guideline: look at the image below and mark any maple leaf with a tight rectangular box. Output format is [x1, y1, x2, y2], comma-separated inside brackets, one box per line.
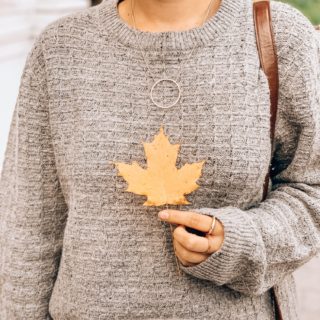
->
[113, 126, 206, 206]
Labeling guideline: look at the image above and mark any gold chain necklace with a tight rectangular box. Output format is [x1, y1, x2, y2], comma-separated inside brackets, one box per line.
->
[130, 0, 217, 109]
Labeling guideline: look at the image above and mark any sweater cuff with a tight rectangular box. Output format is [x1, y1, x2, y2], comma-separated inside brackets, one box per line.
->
[178, 206, 257, 286]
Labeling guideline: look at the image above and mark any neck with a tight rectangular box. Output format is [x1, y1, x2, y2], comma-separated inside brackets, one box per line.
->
[117, 0, 222, 32]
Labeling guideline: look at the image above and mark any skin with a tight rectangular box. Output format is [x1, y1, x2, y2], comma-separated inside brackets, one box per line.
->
[117, 0, 222, 32]
[117, 0, 225, 267]
[158, 209, 225, 267]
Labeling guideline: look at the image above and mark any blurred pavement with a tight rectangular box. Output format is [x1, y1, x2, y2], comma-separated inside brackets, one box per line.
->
[294, 256, 320, 320]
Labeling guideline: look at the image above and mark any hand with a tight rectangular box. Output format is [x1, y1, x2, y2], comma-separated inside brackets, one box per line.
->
[158, 209, 225, 267]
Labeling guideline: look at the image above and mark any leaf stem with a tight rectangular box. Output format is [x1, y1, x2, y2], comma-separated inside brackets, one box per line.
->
[167, 203, 182, 277]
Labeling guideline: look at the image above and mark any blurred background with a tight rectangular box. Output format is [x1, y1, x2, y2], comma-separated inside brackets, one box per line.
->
[282, 0, 320, 24]
[0, 0, 319, 319]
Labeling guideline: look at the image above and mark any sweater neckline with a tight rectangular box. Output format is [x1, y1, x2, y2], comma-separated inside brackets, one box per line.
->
[98, 0, 244, 51]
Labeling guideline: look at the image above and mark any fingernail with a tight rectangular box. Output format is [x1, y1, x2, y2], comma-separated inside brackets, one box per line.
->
[158, 210, 169, 219]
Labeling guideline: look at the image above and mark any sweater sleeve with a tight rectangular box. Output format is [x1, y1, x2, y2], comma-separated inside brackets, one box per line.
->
[0, 33, 68, 319]
[178, 4, 320, 296]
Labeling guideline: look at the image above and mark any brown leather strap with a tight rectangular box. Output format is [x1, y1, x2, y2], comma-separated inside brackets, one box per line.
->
[253, 1, 282, 320]
[253, 0, 279, 201]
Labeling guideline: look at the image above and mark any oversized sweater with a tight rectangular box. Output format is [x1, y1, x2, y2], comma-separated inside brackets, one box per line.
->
[1, 0, 320, 319]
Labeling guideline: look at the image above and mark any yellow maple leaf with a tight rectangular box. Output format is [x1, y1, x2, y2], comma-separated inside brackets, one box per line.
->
[113, 126, 206, 206]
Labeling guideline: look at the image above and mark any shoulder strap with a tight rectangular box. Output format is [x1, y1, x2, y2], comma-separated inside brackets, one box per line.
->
[252, 1, 283, 320]
[253, 0, 279, 201]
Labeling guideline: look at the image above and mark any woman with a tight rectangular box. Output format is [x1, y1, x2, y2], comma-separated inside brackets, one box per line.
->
[1, 0, 320, 319]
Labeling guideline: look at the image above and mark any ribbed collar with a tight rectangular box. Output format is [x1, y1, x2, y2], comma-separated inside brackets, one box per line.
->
[98, 0, 245, 51]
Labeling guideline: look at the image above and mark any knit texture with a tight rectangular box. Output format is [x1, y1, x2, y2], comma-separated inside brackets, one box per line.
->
[1, 0, 320, 319]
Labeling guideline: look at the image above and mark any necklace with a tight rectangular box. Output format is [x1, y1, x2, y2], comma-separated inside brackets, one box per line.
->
[130, 0, 217, 109]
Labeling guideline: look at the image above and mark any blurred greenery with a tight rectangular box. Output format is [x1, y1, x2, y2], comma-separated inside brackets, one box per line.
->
[280, 0, 320, 25]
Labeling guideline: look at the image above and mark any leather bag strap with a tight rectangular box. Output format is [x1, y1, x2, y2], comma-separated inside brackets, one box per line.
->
[253, 0, 279, 201]
[252, 1, 282, 320]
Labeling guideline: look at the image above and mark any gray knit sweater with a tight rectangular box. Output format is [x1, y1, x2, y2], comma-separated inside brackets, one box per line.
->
[1, 0, 320, 319]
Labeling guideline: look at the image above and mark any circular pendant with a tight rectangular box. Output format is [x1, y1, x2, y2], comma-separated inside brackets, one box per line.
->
[150, 78, 181, 109]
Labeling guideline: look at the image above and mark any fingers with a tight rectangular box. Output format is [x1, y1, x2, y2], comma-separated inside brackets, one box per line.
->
[173, 238, 210, 267]
[205, 233, 224, 254]
[158, 209, 224, 236]
[174, 224, 224, 254]
[173, 224, 209, 253]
